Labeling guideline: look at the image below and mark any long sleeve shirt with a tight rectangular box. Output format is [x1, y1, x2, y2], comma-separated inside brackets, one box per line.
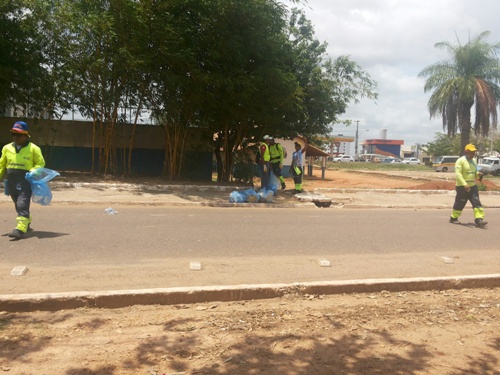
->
[0, 141, 45, 180]
[455, 156, 478, 187]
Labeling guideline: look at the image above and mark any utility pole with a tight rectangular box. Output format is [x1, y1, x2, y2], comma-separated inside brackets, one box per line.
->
[355, 120, 360, 160]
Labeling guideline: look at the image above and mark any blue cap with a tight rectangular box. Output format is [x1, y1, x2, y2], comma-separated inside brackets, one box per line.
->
[11, 121, 29, 135]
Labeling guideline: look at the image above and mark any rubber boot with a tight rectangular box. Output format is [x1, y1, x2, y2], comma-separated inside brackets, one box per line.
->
[8, 216, 30, 239]
[475, 218, 488, 228]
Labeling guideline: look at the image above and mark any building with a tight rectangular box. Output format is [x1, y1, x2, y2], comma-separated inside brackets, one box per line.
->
[361, 129, 403, 158]
[319, 135, 355, 159]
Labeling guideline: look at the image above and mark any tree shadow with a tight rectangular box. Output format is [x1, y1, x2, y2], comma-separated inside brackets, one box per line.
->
[65, 366, 116, 375]
[0, 312, 73, 363]
[103, 317, 436, 375]
[448, 338, 500, 375]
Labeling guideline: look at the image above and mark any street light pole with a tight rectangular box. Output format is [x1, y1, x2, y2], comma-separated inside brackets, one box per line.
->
[355, 120, 360, 160]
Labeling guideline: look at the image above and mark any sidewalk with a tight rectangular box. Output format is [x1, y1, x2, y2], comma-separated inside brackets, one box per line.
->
[49, 180, 500, 209]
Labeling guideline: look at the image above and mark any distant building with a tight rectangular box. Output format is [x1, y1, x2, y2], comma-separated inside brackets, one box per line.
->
[323, 135, 355, 158]
[361, 129, 403, 158]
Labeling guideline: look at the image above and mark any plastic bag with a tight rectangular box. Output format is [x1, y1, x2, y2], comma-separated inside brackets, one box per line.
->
[256, 188, 274, 203]
[268, 171, 280, 192]
[243, 188, 260, 203]
[229, 191, 247, 203]
[25, 168, 60, 206]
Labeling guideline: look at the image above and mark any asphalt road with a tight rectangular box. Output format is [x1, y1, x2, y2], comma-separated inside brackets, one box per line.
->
[1, 205, 499, 294]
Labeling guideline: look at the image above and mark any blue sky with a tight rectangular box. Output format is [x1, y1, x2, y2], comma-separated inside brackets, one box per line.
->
[297, 0, 500, 147]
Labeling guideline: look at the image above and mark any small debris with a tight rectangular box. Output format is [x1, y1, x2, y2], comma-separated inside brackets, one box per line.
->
[189, 261, 202, 270]
[437, 256, 454, 264]
[10, 266, 28, 276]
[316, 258, 331, 267]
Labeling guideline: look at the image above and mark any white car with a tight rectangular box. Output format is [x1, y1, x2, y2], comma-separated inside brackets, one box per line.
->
[402, 157, 421, 165]
[333, 155, 355, 163]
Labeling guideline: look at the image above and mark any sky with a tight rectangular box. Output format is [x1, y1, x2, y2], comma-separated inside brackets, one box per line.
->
[296, 0, 500, 148]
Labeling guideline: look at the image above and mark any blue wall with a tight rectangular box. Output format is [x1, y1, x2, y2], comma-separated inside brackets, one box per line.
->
[41, 146, 212, 180]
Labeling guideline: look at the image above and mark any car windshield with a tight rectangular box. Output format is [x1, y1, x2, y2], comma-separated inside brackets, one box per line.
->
[434, 156, 444, 163]
[482, 159, 495, 165]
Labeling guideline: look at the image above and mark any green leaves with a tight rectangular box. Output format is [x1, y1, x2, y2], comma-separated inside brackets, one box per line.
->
[420, 31, 500, 150]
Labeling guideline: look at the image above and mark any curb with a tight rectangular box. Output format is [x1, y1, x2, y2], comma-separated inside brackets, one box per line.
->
[1, 274, 499, 313]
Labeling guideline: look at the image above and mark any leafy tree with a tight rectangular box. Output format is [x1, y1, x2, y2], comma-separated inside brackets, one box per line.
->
[422, 133, 461, 158]
[419, 31, 500, 153]
[0, 0, 48, 117]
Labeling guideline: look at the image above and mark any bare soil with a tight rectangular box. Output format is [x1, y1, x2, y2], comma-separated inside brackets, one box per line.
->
[1, 169, 499, 375]
[1, 289, 498, 375]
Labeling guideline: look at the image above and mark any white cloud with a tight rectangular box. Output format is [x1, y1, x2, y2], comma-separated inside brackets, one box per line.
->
[297, 0, 500, 146]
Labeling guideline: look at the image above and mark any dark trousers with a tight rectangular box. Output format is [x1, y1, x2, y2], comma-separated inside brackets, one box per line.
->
[453, 185, 482, 211]
[270, 162, 282, 179]
[260, 162, 270, 189]
[7, 177, 32, 218]
[292, 166, 303, 185]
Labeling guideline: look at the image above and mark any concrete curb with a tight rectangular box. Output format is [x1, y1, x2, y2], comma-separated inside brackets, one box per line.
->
[1, 274, 499, 313]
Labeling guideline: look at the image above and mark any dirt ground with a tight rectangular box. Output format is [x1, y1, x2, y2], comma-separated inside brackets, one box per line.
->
[1, 168, 499, 375]
[2, 289, 498, 375]
[299, 168, 500, 192]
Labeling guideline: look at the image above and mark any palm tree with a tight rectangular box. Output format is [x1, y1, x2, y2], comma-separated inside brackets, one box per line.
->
[419, 31, 500, 152]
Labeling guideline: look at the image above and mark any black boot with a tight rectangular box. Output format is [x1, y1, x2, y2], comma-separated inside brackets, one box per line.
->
[449, 217, 459, 224]
[8, 229, 24, 239]
[281, 182, 286, 190]
[475, 218, 488, 228]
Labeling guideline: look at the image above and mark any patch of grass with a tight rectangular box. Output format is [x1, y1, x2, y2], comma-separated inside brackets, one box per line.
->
[321, 162, 432, 172]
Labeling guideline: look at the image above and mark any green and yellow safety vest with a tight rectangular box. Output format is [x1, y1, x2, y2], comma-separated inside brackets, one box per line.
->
[269, 143, 284, 163]
[455, 155, 478, 187]
[0, 142, 45, 179]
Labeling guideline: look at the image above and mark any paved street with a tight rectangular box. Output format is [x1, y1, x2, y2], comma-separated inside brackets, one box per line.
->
[1, 205, 499, 294]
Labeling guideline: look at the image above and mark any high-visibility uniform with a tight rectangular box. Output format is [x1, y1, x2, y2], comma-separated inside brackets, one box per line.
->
[291, 149, 303, 193]
[450, 155, 484, 221]
[0, 141, 45, 233]
[269, 143, 285, 187]
[269, 143, 284, 164]
[258, 142, 270, 189]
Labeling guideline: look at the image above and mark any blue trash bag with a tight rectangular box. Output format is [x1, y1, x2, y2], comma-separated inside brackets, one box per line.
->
[268, 171, 280, 193]
[265, 190, 274, 203]
[257, 188, 275, 203]
[268, 183, 278, 194]
[229, 190, 247, 203]
[25, 168, 60, 206]
[243, 188, 260, 203]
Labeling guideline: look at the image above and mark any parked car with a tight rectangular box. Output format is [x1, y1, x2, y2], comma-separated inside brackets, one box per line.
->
[478, 157, 500, 176]
[433, 155, 459, 172]
[381, 157, 402, 164]
[402, 157, 421, 165]
[333, 155, 355, 163]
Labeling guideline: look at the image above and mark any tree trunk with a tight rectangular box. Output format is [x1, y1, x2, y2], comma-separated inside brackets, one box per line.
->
[459, 101, 473, 154]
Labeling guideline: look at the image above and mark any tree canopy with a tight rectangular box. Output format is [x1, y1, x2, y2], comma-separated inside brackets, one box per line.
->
[1, 0, 377, 180]
[419, 31, 500, 153]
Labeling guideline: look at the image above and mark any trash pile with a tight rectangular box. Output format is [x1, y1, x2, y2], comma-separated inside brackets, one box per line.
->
[228, 172, 279, 203]
[229, 186, 276, 203]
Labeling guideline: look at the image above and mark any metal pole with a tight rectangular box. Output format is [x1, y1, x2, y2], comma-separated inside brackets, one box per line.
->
[355, 120, 360, 160]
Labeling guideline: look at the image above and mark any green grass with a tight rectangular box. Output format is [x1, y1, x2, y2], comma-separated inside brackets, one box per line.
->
[321, 161, 432, 172]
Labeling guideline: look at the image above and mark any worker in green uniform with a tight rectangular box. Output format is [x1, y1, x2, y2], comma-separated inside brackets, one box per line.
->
[0, 121, 46, 239]
[449, 143, 487, 228]
[258, 135, 272, 189]
[268, 137, 286, 190]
